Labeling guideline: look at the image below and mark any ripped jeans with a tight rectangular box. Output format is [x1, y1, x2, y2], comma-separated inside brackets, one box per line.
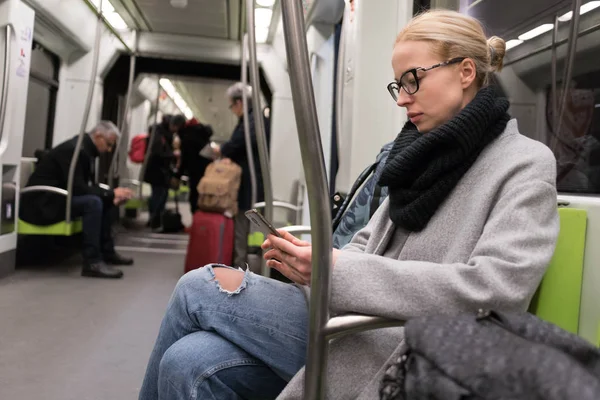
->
[139, 265, 309, 400]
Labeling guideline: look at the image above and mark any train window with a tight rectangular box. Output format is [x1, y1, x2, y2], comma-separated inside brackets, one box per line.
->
[413, 0, 431, 15]
[464, 0, 600, 195]
[545, 73, 600, 194]
[22, 42, 59, 158]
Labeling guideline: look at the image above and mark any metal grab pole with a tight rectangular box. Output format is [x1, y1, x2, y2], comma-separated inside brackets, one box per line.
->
[280, 0, 333, 398]
[241, 33, 258, 214]
[550, 14, 558, 148]
[138, 76, 161, 198]
[0, 25, 12, 150]
[334, 5, 347, 184]
[246, 0, 274, 278]
[65, 0, 104, 224]
[555, 0, 582, 143]
[109, 31, 137, 189]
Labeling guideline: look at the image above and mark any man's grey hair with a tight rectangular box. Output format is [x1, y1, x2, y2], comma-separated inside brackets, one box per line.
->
[90, 120, 121, 138]
[226, 82, 252, 103]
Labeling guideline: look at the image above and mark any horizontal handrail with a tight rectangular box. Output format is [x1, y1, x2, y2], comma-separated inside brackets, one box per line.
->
[21, 186, 68, 196]
[253, 200, 302, 212]
[121, 178, 141, 186]
[324, 314, 404, 341]
[280, 225, 312, 235]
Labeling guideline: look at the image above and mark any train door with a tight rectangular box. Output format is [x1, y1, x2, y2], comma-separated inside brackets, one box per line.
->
[22, 41, 59, 157]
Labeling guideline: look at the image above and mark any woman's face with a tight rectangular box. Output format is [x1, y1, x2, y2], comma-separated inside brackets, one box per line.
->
[391, 40, 476, 133]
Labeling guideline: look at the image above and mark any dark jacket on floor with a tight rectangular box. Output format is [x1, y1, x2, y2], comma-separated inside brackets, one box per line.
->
[20, 135, 114, 226]
[220, 108, 271, 211]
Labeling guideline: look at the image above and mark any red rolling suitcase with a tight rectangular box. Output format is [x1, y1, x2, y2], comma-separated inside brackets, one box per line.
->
[184, 211, 235, 273]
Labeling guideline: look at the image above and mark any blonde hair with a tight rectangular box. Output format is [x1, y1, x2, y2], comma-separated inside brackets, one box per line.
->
[396, 9, 505, 88]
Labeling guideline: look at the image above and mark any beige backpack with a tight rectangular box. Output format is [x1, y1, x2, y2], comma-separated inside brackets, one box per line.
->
[197, 160, 242, 215]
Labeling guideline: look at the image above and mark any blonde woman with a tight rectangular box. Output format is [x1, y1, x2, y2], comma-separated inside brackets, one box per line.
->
[140, 10, 558, 400]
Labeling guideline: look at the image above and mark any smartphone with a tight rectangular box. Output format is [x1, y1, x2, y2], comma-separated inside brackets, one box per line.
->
[245, 209, 282, 238]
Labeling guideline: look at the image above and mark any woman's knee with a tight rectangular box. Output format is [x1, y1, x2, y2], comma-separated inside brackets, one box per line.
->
[157, 331, 260, 399]
[177, 265, 247, 296]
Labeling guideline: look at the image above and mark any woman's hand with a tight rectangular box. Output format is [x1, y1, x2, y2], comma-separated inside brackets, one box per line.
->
[262, 229, 312, 285]
[262, 230, 341, 285]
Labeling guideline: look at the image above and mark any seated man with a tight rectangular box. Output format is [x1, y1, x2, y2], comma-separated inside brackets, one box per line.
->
[20, 121, 134, 279]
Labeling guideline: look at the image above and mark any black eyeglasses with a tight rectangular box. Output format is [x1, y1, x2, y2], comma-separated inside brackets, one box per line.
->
[387, 57, 466, 101]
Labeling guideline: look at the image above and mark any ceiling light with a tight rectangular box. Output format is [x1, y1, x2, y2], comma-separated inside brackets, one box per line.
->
[505, 39, 524, 50]
[91, 0, 115, 13]
[558, 1, 600, 21]
[170, 0, 188, 8]
[257, 0, 276, 6]
[159, 78, 193, 119]
[518, 24, 554, 41]
[255, 27, 269, 43]
[255, 8, 273, 28]
[105, 12, 128, 31]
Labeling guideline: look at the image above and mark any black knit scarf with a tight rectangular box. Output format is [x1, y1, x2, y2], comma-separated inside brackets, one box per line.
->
[378, 87, 510, 232]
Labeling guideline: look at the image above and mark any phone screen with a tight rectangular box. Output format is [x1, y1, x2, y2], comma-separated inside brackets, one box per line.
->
[245, 209, 282, 238]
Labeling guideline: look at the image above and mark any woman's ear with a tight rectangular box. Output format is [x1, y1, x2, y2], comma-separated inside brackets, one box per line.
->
[459, 58, 477, 89]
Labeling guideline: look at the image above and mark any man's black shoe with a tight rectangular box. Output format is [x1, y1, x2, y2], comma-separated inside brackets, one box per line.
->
[82, 263, 124, 279]
[104, 253, 134, 266]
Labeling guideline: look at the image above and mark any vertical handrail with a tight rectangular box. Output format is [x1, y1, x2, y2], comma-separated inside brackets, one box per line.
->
[280, 0, 333, 398]
[334, 5, 347, 186]
[0, 24, 13, 151]
[109, 31, 137, 189]
[555, 0, 582, 145]
[246, 0, 274, 278]
[241, 33, 258, 212]
[65, 0, 104, 224]
[550, 14, 558, 138]
[138, 76, 161, 198]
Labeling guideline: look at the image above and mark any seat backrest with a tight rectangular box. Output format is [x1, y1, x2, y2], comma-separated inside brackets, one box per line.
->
[528, 207, 587, 335]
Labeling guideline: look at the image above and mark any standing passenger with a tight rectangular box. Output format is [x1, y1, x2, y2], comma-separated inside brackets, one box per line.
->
[173, 118, 213, 214]
[214, 83, 271, 268]
[145, 114, 186, 231]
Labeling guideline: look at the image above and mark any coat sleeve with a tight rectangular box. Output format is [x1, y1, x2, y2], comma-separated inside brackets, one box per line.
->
[70, 155, 114, 202]
[220, 123, 247, 161]
[149, 130, 174, 160]
[329, 179, 559, 320]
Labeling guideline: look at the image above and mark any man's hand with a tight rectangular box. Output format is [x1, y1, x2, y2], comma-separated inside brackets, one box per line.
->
[212, 143, 222, 158]
[113, 187, 133, 205]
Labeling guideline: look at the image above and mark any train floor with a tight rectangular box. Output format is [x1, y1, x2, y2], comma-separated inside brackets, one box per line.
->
[0, 202, 192, 400]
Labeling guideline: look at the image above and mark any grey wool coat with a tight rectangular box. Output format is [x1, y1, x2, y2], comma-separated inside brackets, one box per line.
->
[278, 119, 560, 399]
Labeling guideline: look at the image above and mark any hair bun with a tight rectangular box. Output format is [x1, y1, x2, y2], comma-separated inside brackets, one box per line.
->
[487, 36, 506, 72]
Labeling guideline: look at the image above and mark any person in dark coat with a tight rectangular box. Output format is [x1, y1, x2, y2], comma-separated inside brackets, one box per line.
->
[144, 114, 186, 230]
[174, 118, 213, 213]
[20, 121, 134, 279]
[215, 82, 271, 268]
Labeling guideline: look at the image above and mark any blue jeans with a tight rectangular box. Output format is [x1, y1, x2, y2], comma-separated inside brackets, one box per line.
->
[139, 265, 308, 400]
[71, 195, 115, 263]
